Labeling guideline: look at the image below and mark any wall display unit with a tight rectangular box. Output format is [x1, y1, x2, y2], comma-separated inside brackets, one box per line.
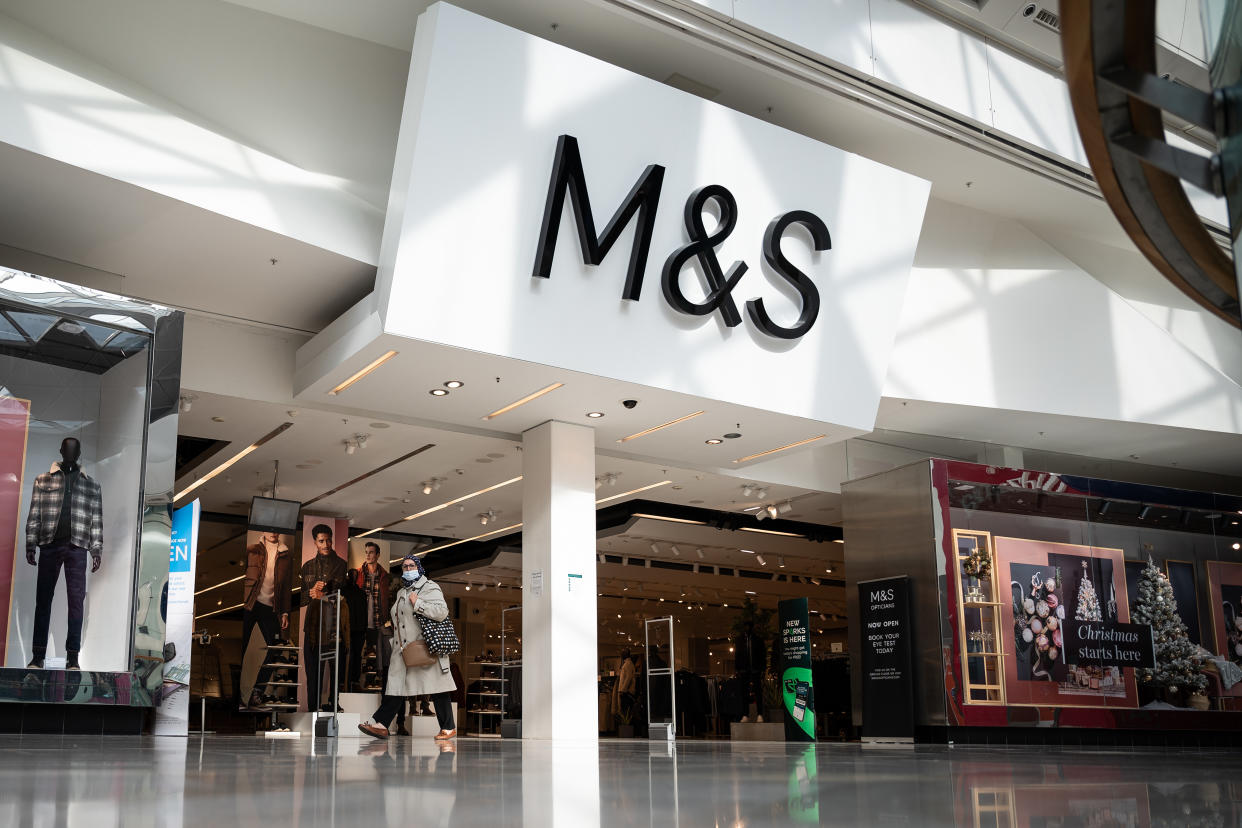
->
[0, 269, 183, 710]
[845, 457, 1242, 740]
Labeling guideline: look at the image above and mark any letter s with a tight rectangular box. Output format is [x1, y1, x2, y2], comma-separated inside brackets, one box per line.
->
[746, 210, 830, 340]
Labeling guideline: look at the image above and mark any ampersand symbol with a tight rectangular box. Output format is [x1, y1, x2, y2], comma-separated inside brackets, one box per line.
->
[660, 185, 747, 327]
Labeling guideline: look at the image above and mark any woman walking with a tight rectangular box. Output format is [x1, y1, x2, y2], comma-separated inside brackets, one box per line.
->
[359, 554, 457, 740]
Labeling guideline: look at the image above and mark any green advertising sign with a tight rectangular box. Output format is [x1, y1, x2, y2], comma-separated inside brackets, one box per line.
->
[779, 597, 816, 742]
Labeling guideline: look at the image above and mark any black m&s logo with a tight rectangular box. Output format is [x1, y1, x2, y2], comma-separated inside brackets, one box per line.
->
[532, 135, 830, 340]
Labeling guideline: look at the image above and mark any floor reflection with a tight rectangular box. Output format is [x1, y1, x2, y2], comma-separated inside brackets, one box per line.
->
[0, 735, 1238, 827]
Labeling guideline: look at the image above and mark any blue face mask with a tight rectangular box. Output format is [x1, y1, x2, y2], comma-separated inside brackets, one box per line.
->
[402, 569, 419, 583]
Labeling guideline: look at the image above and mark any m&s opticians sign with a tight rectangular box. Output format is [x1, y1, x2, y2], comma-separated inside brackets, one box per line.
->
[533, 135, 829, 341]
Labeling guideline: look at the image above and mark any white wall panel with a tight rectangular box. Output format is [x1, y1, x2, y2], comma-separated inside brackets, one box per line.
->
[869, 0, 992, 125]
[378, 4, 930, 431]
[731, 0, 874, 76]
[986, 42, 1086, 166]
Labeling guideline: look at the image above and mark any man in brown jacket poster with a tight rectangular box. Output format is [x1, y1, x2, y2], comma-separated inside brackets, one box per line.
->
[241, 531, 292, 708]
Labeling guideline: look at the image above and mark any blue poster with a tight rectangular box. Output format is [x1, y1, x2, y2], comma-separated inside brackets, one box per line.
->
[155, 500, 200, 736]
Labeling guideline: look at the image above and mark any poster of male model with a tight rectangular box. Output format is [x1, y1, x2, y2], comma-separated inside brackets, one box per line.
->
[154, 499, 200, 736]
[0, 395, 31, 665]
[779, 597, 816, 742]
[298, 516, 349, 713]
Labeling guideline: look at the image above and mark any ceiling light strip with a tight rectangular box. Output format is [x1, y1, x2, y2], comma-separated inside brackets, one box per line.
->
[739, 526, 804, 538]
[616, 411, 705, 443]
[194, 574, 244, 597]
[175, 422, 294, 503]
[630, 513, 707, 525]
[418, 522, 524, 556]
[328, 350, 399, 396]
[195, 602, 243, 621]
[362, 475, 524, 541]
[302, 443, 435, 508]
[595, 480, 673, 505]
[732, 434, 827, 464]
[482, 383, 564, 420]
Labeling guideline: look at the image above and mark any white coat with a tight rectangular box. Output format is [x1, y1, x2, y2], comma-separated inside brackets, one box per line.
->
[385, 576, 457, 697]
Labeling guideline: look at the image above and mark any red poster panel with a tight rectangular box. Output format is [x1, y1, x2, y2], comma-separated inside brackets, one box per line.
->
[0, 396, 31, 665]
[1206, 561, 1242, 670]
[994, 537, 1139, 709]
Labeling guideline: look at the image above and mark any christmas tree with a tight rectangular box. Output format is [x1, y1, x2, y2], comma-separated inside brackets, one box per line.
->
[1074, 561, 1102, 621]
[1130, 558, 1206, 694]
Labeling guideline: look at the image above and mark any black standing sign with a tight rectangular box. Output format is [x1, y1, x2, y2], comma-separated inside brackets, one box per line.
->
[778, 597, 816, 742]
[858, 576, 915, 740]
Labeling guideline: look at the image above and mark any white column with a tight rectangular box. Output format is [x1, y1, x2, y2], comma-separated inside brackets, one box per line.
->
[521, 420, 597, 741]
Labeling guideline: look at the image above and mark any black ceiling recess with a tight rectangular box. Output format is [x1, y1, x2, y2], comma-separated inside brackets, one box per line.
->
[421, 499, 842, 577]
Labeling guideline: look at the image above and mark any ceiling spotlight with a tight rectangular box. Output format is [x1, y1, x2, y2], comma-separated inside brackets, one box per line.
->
[742, 485, 754, 497]
[478, 583, 487, 592]
[402, 491, 412, 503]
[586, 411, 605, 419]
[756, 488, 768, 500]
[705, 438, 723, 445]
[423, 482, 434, 495]
[755, 554, 767, 566]
[344, 440, 357, 455]
[650, 543, 660, 555]
[766, 504, 779, 519]
[755, 510, 767, 522]
[595, 477, 603, 490]
[826, 567, 833, 574]
[695, 548, 704, 559]
[429, 388, 449, 396]
[597, 553, 605, 564]
[465, 583, 472, 591]
[778, 556, 785, 568]
[810, 577, 820, 586]
[445, 380, 464, 388]
[1138, 505, 1151, 520]
[777, 501, 793, 515]
[178, 393, 196, 414]
[670, 545, 681, 557]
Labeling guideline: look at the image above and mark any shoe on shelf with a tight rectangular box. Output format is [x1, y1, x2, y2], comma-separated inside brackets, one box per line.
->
[739, 716, 750, 723]
[755, 715, 764, 723]
[433, 729, 457, 741]
[358, 722, 389, 739]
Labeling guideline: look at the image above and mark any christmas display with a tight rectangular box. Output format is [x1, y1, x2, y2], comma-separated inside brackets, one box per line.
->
[962, 546, 991, 579]
[1011, 569, 1063, 679]
[1130, 558, 1206, 695]
[1074, 560, 1103, 622]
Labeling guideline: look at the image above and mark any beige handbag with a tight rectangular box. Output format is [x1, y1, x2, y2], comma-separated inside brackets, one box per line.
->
[402, 639, 435, 668]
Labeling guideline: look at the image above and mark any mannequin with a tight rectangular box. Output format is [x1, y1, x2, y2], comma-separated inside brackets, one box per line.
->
[25, 437, 104, 670]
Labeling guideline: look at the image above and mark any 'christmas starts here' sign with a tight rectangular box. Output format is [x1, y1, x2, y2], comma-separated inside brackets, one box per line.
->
[1062, 621, 1155, 669]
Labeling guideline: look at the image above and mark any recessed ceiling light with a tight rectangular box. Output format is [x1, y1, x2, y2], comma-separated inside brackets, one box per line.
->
[723, 432, 741, 439]
[705, 438, 723, 445]
[586, 411, 605, 419]
[429, 388, 449, 396]
[445, 380, 464, 388]
[211, 416, 225, 423]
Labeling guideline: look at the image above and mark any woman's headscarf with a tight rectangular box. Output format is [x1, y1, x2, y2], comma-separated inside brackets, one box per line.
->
[402, 553, 425, 581]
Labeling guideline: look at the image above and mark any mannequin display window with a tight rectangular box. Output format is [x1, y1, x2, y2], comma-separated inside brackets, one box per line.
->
[1, 285, 155, 674]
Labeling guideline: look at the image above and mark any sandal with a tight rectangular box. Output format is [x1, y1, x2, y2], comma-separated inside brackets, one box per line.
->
[433, 729, 456, 740]
[358, 722, 390, 739]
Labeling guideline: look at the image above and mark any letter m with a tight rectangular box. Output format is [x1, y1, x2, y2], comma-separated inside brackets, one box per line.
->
[532, 134, 665, 301]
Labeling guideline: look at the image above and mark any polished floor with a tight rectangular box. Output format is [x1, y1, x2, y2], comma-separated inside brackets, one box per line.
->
[1, 734, 1240, 826]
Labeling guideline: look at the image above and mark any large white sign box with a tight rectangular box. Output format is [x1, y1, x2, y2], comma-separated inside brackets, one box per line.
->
[378, 3, 930, 432]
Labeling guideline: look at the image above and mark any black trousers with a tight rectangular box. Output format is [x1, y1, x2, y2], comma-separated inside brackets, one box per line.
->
[243, 603, 280, 698]
[32, 540, 88, 657]
[373, 691, 454, 732]
[347, 630, 365, 689]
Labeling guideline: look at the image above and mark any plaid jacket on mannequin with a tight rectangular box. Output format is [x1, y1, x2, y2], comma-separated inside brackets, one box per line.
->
[25, 463, 104, 556]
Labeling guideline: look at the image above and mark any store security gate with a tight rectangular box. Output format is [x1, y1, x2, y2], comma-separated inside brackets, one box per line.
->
[645, 616, 675, 740]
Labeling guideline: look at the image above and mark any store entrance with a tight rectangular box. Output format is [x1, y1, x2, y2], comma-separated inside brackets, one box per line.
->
[592, 501, 849, 741]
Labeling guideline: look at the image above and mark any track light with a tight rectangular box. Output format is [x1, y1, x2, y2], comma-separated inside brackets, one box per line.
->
[344, 441, 356, 455]
[778, 556, 785, 568]
[478, 583, 487, 592]
[650, 543, 660, 555]
[778, 501, 793, 515]
[178, 393, 196, 413]
[696, 548, 704, 559]
[766, 504, 779, 519]
[465, 583, 472, 591]
[756, 488, 768, 500]
[755, 510, 767, 522]
[423, 482, 433, 495]
[597, 553, 605, 564]
[670, 545, 681, 557]
[755, 554, 767, 566]
[742, 484, 754, 497]
[1138, 505, 1151, 520]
